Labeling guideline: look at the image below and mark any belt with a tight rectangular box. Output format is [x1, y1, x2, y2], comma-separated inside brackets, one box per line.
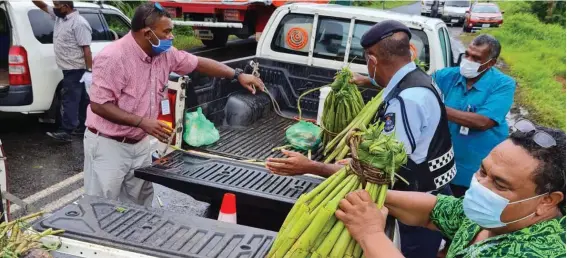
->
[87, 127, 143, 144]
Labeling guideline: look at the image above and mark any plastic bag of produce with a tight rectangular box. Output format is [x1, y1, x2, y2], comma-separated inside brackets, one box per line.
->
[183, 107, 220, 147]
[285, 120, 322, 151]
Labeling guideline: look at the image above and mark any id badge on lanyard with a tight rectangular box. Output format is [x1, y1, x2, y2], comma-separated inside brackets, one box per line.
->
[460, 105, 471, 135]
[160, 83, 170, 115]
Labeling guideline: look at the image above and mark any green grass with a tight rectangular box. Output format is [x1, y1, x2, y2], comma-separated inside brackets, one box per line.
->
[463, 1, 566, 129]
[356, 0, 417, 10]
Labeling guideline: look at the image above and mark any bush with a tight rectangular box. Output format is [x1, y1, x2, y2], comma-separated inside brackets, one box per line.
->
[488, 12, 566, 128]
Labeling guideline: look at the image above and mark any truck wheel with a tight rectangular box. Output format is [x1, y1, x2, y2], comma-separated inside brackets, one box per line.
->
[201, 29, 229, 48]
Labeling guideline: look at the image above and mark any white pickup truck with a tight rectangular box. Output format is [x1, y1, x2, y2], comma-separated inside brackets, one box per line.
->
[2, 3, 460, 258]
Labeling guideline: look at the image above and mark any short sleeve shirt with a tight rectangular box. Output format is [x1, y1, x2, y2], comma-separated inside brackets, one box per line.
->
[430, 195, 566, 258]
[379, 62, 443, 164]
[47, 7, 92, 70]
[432, 67, 516, 187]
[85, 32, 199, 139]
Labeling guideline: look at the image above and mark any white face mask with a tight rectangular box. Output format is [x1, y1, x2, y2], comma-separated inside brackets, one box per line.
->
[460, 58, 492, 78]
[463, 176, 548, 228]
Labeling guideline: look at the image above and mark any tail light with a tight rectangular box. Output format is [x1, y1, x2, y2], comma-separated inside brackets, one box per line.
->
[8, 46, 31, 86]
[158, 89, 178, 143]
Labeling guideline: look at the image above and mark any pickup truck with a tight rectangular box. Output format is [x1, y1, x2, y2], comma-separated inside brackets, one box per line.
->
[141, 0, 458, 250]
[5, 3, 458, 258]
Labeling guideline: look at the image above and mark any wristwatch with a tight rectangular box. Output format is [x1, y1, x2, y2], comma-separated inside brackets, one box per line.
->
[231, 68, 243, 83]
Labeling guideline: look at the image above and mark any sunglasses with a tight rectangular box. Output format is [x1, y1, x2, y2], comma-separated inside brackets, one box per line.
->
[143, 2, 166, 27]
[513, 119, 557, 148]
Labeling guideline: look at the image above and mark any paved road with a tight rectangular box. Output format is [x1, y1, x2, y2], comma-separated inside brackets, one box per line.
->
[0, 39, 256, 205]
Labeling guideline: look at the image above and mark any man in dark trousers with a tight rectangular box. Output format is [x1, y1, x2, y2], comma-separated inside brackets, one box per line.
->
[431, 0, 440, 18]
[265, 20, 455, 258]
[33, 1, 93, 142]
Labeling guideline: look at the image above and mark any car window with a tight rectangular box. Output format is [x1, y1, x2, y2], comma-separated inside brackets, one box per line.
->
[471, 5, 499, 13]
[350, 21, 431, 69]
[81, 12, 107, 41]
[102, 12, 130, 40]
[313, 16, 350, 62]
[438, 28, 449, 67]
[446, 1, 469, 7]
[442, 27, 453, 65]
[271, 13, 314, 56]
[28, 9, 112, 44]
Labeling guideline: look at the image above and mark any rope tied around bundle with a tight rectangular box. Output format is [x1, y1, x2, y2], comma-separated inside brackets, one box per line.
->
[345, 128, 392, 187]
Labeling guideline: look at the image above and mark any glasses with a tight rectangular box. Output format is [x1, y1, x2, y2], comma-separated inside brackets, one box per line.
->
[513, 119, 557, 148]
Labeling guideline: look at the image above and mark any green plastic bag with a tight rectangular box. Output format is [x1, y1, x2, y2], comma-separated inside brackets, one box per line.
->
[183, 107, 220, 147]
[285, 120, 322, 151]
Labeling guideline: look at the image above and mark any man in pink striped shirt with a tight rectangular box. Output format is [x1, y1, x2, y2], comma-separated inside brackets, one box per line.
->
[84, 2, 264, 206]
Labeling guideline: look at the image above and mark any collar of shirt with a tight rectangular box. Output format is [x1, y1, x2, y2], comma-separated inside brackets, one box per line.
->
[125, 32, 153, 63]
[381, 61, 417, 100]
[63, 10, 79, 21]
[455, 67, 495, 92]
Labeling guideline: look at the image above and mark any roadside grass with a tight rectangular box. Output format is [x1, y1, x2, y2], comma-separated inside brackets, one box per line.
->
[462, 1, 566, 129]
[360, 1, 417, 10]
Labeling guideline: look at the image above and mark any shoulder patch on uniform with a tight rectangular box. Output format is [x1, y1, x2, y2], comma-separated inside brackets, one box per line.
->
[383, 113, 395, 133]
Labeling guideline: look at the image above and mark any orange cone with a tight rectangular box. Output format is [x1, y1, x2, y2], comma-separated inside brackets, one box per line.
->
[218, 193, 237, 224]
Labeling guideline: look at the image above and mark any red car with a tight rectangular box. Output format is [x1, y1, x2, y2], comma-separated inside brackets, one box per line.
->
[463, 3, 504, 32]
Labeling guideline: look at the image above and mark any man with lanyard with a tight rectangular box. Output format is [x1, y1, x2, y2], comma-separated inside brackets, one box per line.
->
[335, 121, 566, 258]
[432, 35, 515, 198]
[33, 1, 93, 142]
[265, 20, 455, 258]
[85, 2, 264, 206]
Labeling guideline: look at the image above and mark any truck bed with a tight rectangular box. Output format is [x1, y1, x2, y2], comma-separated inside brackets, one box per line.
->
[34, 195, 276, 258]
[200, 114, 325, 161]
[184, 57, 378, 161]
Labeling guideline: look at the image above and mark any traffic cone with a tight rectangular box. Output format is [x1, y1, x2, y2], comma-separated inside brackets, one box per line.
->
[218, 193, 237, 224]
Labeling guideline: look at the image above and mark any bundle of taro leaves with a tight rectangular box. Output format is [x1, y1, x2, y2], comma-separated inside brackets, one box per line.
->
[0, 212, 64, 258]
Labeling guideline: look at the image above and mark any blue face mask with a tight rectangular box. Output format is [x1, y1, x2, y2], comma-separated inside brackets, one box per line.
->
[367, 61, 379, 87]
[148, 30, 172, 55]
[463, 176, 547, 228]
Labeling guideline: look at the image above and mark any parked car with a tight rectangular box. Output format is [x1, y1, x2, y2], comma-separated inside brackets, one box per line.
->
[463, 2, 503, 32]
[0, 1, 131, 122]
[442, 0, 470, 25]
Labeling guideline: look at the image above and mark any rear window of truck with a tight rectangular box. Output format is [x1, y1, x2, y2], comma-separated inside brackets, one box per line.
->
[271, 13, 430, 68]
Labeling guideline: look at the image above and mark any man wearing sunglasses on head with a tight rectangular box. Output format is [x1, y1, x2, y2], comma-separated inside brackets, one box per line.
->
[336, 120, 566, 258]
[84, 2, 265, 207]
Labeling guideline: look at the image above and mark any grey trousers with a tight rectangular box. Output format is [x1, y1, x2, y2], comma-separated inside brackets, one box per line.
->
[83, 129, 154, 207]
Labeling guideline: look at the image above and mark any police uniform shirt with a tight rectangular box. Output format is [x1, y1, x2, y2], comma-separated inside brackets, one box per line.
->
[380, 62, 442, 164]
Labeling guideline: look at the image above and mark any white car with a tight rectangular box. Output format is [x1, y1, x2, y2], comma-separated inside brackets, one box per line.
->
[0, 1, 131, 120]
[442, 0, 471, 25]
[421, 0, 445, 17]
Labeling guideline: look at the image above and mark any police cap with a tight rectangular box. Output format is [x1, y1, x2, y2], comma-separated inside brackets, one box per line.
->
[360, 20, 412, 49]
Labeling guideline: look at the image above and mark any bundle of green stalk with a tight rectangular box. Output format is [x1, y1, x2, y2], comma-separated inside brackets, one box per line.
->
[320, 67, 365, 147]
[267, 122, 408, 258]
[0, 212, 65, 258]
[323, 89, 385, 164]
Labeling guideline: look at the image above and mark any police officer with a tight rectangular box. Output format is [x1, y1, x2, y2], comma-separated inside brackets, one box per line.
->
[265, 20, 455, 258]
